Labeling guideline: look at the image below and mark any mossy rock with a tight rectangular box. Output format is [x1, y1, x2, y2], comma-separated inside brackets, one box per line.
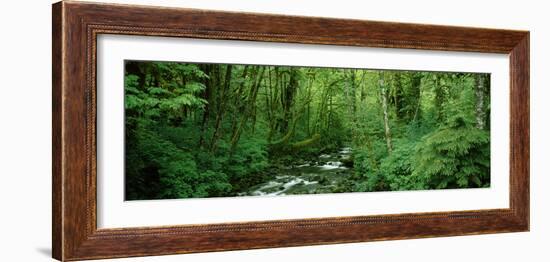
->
[341, 156, 354, 168]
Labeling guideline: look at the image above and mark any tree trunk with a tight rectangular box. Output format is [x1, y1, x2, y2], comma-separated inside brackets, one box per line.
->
[379, 72, 393, 153]
[433, 74, 445, 122]
[306, 73, 312, 136]
[280, 68, 298, 133]
[198, 64, 212, 148]
[346, 69, 358, 146]
[412, 73, 422, 122]
[229, 67, 265, 153]
[475, 74, 487, 129]
[209, 65, 233, 151]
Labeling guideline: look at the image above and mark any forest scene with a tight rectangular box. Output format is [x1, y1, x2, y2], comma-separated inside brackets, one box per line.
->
[124, 60, 491, 201]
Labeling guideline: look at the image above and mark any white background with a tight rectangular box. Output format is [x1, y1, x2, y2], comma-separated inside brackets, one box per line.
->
[0, 0, 547, 261]
[97, 35, 509, 228]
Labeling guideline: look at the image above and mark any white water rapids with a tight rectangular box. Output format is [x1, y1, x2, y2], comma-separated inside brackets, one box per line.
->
[246, 147, 353, 196]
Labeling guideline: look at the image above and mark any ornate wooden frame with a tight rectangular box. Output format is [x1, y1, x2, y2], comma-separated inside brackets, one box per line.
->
[52, 1, 530, 261]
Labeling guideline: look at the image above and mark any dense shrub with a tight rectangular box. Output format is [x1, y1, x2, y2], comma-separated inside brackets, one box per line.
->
[412, 117, 490, 189]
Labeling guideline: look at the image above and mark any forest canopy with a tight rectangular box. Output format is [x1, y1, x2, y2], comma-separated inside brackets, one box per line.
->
[124, 61, 490, 200]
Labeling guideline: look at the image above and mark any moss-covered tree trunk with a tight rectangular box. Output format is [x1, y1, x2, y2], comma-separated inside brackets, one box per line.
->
[475, 74, 487, 130]
[209, 65, 232, 151]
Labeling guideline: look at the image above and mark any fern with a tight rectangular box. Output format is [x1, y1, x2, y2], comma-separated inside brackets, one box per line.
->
[412, 117, 490, 189]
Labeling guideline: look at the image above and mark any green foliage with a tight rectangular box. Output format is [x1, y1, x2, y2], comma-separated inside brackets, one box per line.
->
[380, 140, 425, 190]
[352, 140, 388, 191]
[125, 124, 233, 200]
[226, 136, 270, 192]
[412, 117, 490, 189]
[124, 60, 491, 200]
[124, 62, 271, 200]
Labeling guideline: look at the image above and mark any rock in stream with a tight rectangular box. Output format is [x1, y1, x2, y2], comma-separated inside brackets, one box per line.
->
[244, 147, 353, 196]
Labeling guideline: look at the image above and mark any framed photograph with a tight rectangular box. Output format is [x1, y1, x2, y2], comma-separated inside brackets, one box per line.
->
[52, 1, 529, 261]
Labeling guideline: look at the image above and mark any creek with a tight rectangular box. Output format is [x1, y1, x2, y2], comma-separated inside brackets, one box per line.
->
[242, 147, 354, 196]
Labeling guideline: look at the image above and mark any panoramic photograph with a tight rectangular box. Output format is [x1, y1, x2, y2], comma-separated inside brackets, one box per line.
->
[124, 61, 491, 201]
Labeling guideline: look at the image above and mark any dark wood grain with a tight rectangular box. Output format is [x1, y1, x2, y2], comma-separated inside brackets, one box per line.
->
[509, 34, 530, 227]
[52, 1, 530, 261]
[52, 2, 63, 260]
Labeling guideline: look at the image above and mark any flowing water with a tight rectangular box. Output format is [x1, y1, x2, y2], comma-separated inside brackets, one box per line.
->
[242, 147, 353, 196]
